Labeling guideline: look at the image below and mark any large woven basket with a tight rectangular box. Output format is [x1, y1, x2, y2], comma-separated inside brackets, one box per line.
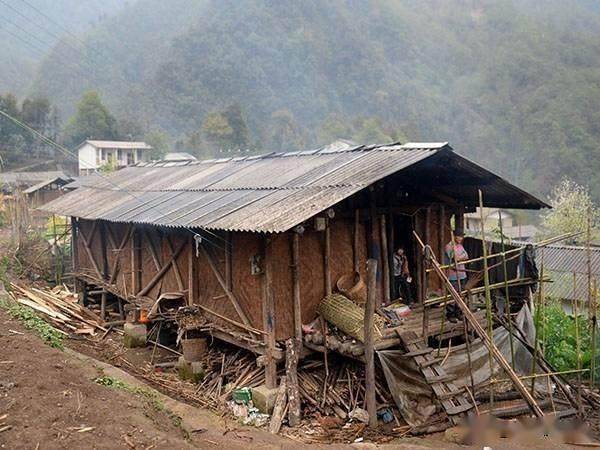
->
[336, 271, 367, 304]
[317, 293, 385, 343]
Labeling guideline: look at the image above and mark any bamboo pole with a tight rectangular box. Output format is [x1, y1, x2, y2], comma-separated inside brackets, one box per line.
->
[431, 231, 583, 272]
[364, 258, 378, 428]
[413, 230, 544, 417]
[478, 190, 495, 411]
[498, 210, 515, 369]
[353, 209, 360, 274]
[587, 208, 596, 387]
[530, 264, 544, 394]
[573, 272, 583, 414]
[292, 232, 302, 345]
[262, 236, 277, 389]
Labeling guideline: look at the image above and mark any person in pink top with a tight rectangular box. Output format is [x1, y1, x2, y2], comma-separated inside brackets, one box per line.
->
[444, 228, 468, 322]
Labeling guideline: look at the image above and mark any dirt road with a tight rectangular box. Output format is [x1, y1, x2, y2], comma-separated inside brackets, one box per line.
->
[0, 307, 297, 450]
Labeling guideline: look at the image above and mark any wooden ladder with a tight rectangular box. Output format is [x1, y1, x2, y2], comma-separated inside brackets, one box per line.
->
[398, 330, 473, 425]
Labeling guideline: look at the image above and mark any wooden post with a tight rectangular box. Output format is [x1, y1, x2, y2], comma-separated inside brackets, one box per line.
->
[380, 214, 390, 304]
[324, 221, 332, 295]
[353, 209, 360, 274]
[286, 338, 301, 426]
[423, 206, 431, 299]
[573, 272, 583, 414]
[292, 232, 302, 344]
[131, 226, 141, 296]
[100, 221, 109, 281]
[414, 212, 423, 305]
[188, 234, 198, 306]
[369, 189, 381, 306]
[364, 258, 378, 428]
[262, 235, 277, 389]
[71, 217, 80, 293]
[100, 291, 107, 322]
[225, 231, 232, 291]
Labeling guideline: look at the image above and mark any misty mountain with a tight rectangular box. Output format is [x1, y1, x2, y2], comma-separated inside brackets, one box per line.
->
[0, 0, 124, 95]
[24, 0, 600, 199]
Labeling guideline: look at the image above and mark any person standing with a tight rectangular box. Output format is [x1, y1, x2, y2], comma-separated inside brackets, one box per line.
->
[393, 247, 413, 304]
[444, 229, 468, 321]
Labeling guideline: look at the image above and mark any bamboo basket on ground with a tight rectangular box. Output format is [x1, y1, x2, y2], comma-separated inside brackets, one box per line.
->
[336, 272, 367, 304]
[317, 294, 385, 343]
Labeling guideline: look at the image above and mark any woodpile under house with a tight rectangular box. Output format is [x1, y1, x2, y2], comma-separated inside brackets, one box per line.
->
[42, 142, 576, 431]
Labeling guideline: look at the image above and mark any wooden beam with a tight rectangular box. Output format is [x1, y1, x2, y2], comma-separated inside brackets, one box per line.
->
[131, 226, 141, 295]
[353, 209, 360, 273]
[292, 232, 302, 343]
[380, 214, 390, 304]
[364, 258, 378, 428]
[109, 225, 132, 285]
[187, 234, 198, 306]
[79, 221, 103, 279]
[71, 217, 80, 292]
[200, 244, 253, 329]
[324, 222, 331, 295]
[138, 241, 186, 297]
[225, 231, 232, 290]
[165, 236, 185, 291]
[262, 235, 277, 389]
[144, 229, 162, 271]
[286, 338, 301, 426]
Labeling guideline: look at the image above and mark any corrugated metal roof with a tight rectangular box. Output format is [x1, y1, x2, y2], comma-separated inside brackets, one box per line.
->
[41, 142, 547, 233]
[1, 171, 69, 185]
[80, 140, 152, 150]
[538, 244, 600, 275]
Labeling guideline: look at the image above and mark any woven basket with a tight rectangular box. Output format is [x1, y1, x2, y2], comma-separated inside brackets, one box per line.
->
[336, 271, 367, 304]
[317, 293, 385, 343]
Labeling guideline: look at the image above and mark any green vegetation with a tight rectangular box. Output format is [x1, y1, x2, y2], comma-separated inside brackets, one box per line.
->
[541, 179, 600, 244]
[0, 296, 64, 349]
[62, 91, 120, 147]
[94, 375, 185, 431]
[535, 298, 600, 383]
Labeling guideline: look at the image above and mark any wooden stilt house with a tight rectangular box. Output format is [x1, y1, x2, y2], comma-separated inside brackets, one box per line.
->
[41, 142, 548, 387]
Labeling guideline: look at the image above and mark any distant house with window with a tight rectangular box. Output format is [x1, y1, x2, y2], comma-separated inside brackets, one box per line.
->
[76, 140, 152, 175]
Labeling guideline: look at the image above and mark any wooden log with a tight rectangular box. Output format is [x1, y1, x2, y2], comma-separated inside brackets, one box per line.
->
[380, 214, 390, 304]
[292, 232, 302, 343]
[286, 338, 301, 426]
[324, 222, 332, 295]
[200, 244, 253, 329]
[364, 258, 378, 428]
[269, 375, 288, 434]
[262, 236, 277, 389]
[100, 291, 107, 322]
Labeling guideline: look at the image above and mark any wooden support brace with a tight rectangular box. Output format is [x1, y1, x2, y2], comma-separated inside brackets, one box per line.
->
[138, 241, 186, 297]
[200, 244, 253, 330]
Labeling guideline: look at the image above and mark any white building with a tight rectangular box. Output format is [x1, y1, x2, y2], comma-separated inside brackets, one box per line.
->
[76, 140, 152, 175]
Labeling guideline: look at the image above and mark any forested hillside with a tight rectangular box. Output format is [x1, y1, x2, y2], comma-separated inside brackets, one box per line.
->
[11, 0, 600, 199]
[0, 0, 123, 95]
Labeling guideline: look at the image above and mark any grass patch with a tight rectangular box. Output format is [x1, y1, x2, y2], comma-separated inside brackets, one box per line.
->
[94, 375, 185, 432]
[0, 296, 64, 349]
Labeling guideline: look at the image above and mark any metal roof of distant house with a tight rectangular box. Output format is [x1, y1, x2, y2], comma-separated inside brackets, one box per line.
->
[0, 171, 70, 185]
[538, 244, 600, 275]
[77, 140, 153, 150]
[22, 176, 73, 194]
[41, 142, 549, 233]
[163, 152, 197, 162]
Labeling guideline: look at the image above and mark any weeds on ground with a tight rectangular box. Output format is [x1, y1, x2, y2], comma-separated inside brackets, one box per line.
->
[0, 296, 64, 349]
[94, 375, 185, 432]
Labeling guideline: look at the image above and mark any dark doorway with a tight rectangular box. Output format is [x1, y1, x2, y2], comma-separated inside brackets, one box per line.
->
[390, 213, 416, 303]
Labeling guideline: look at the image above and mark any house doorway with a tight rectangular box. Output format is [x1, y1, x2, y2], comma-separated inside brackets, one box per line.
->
[390, 213, 416, 303]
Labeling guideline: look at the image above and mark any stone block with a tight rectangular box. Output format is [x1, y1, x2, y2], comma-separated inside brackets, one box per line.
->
[123, 322, 147, 348]
[176, 356, 205, 383]
[251, 384, 279, 414]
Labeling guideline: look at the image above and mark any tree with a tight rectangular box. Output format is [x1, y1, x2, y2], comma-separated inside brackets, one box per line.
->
[63, 91, 118, 147]
[223, 103, 250, 149]
[144, 130, 170, 160]
[201, 112, 234, 150]
[541, 178, 599, 244]
[268, 109, 306, 151]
